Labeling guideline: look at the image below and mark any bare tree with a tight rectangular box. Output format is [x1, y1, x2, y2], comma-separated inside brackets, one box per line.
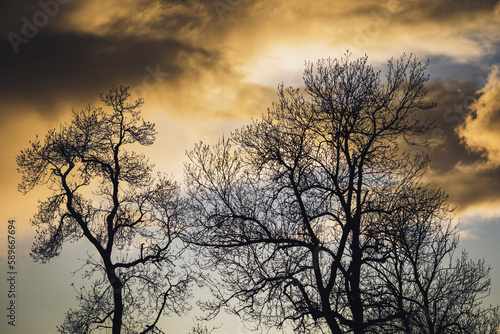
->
[469, 306, 500, 334]
[370, 181, 495, 334]
[184, 54, 497, 334]
[370, 184, 497, 334]
[17, 86, 192, 334]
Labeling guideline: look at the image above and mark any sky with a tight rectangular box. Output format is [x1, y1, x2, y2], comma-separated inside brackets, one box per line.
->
[1, 0, 500, 333]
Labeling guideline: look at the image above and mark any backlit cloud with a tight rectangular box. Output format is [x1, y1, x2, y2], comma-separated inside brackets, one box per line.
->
[418, 66, 500, 213]
[458, 65, 500, 165]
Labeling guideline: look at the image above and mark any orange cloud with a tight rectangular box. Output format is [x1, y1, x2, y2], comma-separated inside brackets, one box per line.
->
[457, 65, 500, 165]
[419, 69, 500, 215]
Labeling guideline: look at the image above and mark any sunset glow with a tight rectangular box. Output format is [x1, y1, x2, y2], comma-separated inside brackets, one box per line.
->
[1, 0, 500, 333]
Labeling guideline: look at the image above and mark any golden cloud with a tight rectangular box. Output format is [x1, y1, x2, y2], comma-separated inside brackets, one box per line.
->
[60, 0, 212, 42]
[457, 65, 500, 165]
[55, 0, 500, 78]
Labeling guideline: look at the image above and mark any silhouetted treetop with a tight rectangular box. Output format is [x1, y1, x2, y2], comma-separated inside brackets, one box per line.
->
[17, 85, 192, 334]
[184, 54, 497, 334]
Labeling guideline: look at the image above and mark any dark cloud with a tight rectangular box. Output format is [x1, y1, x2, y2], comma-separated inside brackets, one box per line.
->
[0, 30, 223, 118]
[416, 74, 500, 211]
[0, 0, 252, 121]
[422, 78, 486, 172]
[413, 0, 499, 21]
[376, 0, 500, 26]
[450, 167, 500, 210]
[343, 0, 498, 24]
[0, 0, 53, 33]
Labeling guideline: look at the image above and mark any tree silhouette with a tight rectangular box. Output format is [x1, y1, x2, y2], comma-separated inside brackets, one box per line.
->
[184, 54, 498, 333]
[373, 187, 497, 333]
[17, 86, 192, 334]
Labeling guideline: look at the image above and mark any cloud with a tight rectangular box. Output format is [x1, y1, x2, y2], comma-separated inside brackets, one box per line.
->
[421, 77, 487, 172]
[457, 65, 500, 165]
[427, 161, 500, 212]
[2, 0, 499, 120]
[0, 0, 54, 34]
[0, 0, 278, 122]
[2, 0, 500, 216]
[59, 0, 213, 42]
[0, 30, 226, 119]
[418, 69, 500, 213]
[405, 0, 499, 22]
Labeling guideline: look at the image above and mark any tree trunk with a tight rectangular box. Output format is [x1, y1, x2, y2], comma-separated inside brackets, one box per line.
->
[325, 312, 345, 334]
[105, 253, 123, 334]
[350, 226, 364, 334]
[111, 273, 123, 334]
